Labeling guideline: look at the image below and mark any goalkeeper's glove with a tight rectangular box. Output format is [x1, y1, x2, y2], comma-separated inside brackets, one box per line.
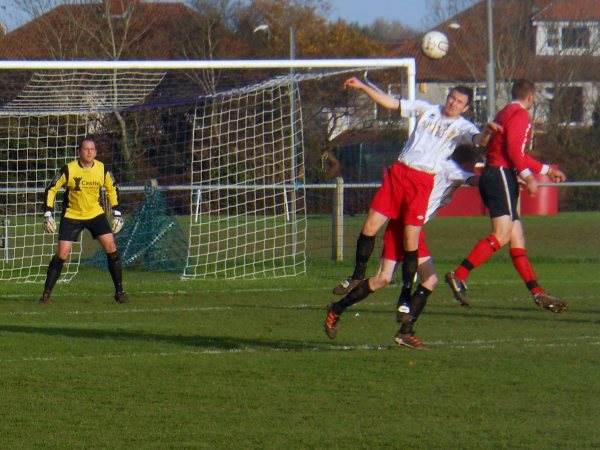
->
[43, 211, 56, 234]
[111, 210, 124, 234]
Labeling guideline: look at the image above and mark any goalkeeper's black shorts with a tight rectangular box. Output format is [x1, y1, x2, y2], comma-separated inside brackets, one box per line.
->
[58, 213, 112, 242]
[479, 166, 520, 221]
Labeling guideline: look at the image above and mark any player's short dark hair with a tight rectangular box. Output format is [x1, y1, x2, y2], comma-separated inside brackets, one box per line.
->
[451, 144, 479, 165]
[78, 136, 96, 150]
[511, 79, 536, 100]
[450, 86, 473, 106]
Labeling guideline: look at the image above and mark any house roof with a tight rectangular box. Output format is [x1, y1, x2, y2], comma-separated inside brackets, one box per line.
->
[533, 0, 600, 21]
[0, 2, 243, 61]
[0, 2, 257, 107]
[386, 0, 600, 83]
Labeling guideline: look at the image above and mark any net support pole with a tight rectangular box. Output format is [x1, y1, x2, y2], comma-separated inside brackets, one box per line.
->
[194, 188, 202, 223]
[1, 219, 8, 262]
[332, 177, 344, 262]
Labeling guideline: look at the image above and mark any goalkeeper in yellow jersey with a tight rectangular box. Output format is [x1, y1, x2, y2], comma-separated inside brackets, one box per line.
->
[40, 136, 128, 304]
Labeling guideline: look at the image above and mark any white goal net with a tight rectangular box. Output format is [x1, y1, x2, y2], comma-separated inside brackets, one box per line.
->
[0, 59, 415, 282]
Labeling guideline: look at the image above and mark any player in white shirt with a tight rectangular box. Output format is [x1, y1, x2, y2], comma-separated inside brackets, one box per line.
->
[325, 145, 479, 348]
[328, 77, 493, 338]
[397, 99, 479, 174]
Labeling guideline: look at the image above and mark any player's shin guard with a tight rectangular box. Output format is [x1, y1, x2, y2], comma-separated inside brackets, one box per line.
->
[44, 255, 65, 294]
[331, 278, 373, 315]
[351, 233, 375, 280]
[510, 248, 543, 295]
[106, 251, 124, 292]
[455, 234, 501, 281]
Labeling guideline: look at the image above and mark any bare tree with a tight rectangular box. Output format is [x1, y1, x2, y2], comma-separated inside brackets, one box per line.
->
[14, 0, 161, 179]
[177, 0, 245, 95]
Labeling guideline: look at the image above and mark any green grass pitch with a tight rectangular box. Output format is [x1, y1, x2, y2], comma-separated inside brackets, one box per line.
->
[1, 212, 599, 449]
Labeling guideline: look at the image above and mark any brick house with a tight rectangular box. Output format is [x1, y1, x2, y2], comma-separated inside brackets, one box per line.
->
[388, 0, 600, 126]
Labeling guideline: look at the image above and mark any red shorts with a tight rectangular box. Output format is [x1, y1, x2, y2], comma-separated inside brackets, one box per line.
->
[381, 219, 430, 262]
[370, 162, 434, 226]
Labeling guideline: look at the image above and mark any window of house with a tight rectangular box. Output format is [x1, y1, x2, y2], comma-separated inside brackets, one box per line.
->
[546, 86, 585, 124]
[561, 26, 590, 49]
[546, 26, 560, 48]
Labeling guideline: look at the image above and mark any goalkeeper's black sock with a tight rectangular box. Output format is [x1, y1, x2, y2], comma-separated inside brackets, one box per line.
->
[331, 279, 373, 315]
[44, 255, 65, 294]
[106, 251, 124, 292]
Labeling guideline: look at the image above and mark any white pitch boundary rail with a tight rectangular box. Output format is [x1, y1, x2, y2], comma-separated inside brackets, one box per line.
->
[2, 181, 596, 264]
[1, 181, 597, 195]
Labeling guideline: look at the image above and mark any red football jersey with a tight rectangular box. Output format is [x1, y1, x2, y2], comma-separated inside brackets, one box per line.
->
[485, 101, 544, 177]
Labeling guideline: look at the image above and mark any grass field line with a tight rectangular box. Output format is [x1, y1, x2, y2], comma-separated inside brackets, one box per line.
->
[3, 278, 598, 301]
[2, 286, 329, 300]
[1, 293, 596, 317]
[1, 336, 599, 365]
[1, 305, 233, 317]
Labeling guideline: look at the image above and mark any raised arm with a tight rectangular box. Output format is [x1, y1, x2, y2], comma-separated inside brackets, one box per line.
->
[344, 76, 400, 110]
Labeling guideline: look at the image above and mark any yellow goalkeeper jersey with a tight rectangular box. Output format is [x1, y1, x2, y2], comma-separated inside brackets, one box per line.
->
[44, 159, 119, 220]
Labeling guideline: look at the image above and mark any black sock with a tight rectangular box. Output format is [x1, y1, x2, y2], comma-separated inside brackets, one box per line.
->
[409, 284, 432, 324]
[400, 250, 418, 300]
[106, 251, 123, 292]
[332, 279, 373, 315]
[399, 284, 432, 334]
[44, 255, 65, 293]
[397, 287, 412, 308]
[351, 233, 375, 280]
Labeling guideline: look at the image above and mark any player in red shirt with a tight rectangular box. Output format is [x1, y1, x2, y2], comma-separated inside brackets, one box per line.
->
[445, 79, 568, 313]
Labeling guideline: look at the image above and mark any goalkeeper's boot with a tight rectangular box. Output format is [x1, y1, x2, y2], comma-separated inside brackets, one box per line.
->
[534, 292, 567, 313]
[114, 290, 129, 304]
[444, 271, 470, 307]
[39, 290, 51, 305]
[394, 329, 427, 350]
[332, 277, 363, 295]
[324, 302, 341, 339]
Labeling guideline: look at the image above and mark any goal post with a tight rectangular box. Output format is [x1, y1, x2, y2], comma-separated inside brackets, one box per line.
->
[0, 58, 416, 282]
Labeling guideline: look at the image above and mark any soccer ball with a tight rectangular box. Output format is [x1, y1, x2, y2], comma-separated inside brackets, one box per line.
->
[421, 31, 449, 59]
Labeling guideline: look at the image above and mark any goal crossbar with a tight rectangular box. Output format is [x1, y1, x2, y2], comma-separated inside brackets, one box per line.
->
[0, 58, 416, 72]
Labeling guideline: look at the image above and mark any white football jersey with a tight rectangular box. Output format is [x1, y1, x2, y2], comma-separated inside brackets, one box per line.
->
[425, 158, 474, 222]
[398, 99, 479, 174]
